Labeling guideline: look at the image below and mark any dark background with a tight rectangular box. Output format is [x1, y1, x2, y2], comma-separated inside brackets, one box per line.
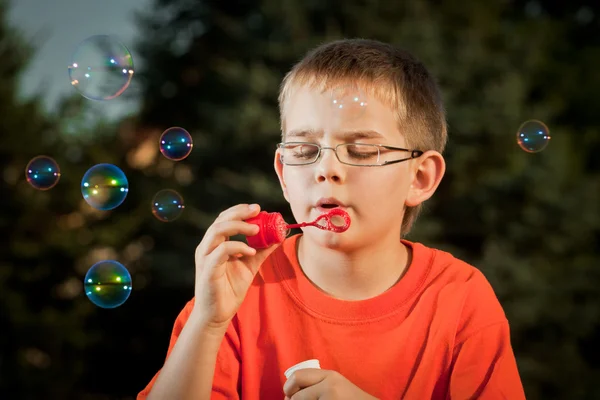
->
[1, 0, 599, 399]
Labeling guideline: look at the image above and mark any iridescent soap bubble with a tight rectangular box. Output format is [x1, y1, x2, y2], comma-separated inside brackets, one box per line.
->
[81, 164, 129, 210]
[330, 85, 368, 121]
[517, 120, 551, 153]
[151, 189, 185, 222]
[25, 156, 61, 190]
[84, 260, 132, 309]
[159, 127, 193, 161]
[68, 35, 134, 101]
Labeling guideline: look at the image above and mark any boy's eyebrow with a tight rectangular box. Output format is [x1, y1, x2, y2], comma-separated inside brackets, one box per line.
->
[286, 129, 385, 140]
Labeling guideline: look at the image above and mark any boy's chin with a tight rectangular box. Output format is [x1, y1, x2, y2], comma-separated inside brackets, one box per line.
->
[303, 227, 357, 250]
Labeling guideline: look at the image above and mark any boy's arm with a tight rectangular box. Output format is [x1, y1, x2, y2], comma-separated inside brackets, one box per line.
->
[449, 320, 526, 399]
[448, 268, 527, 400]
[137, 299, 241, 400]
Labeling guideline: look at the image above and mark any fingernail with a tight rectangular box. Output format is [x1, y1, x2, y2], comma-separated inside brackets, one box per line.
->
[250, 203, 259, 210]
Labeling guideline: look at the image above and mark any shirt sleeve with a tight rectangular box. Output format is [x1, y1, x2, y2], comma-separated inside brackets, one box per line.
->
[449, 319, 526, 399]
[211, 317, 242, 399]
[136, 299, 242, 400]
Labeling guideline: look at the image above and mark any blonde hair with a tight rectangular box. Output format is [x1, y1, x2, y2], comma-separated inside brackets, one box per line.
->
[278, 38, 447, 236]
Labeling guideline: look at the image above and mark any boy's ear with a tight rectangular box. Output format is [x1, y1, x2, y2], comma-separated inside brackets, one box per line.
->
[274, 150, 290, 203]
[405, 150, 446, 207]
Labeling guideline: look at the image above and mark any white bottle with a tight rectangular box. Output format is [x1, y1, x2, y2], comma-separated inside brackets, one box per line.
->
[284, 359, 321, 380]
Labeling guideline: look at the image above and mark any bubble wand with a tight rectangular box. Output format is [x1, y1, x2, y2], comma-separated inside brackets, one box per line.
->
[245, 208, 351, 249]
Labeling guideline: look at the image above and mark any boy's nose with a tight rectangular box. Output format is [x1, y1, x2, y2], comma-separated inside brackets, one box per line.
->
[314, 147, 344, 182]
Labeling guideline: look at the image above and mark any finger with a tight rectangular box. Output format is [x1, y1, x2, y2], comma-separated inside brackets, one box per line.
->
[289, 380, 328, 400]
[283, 369, 327, 397]
[244, 240, 281, 272]
[202, 220, 260, 255]
[203, 241, 257, 278]
[215, 203, 261, 225]
[197, 204, 261, 256]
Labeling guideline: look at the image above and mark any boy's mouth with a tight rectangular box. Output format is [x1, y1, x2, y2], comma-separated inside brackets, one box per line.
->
[315, 197, 349, 215]
[319, 204, 338, 209]
[315, 197, 347, 208]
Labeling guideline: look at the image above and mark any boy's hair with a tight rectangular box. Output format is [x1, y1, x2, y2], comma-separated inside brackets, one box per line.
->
[278, 38, 448, 236]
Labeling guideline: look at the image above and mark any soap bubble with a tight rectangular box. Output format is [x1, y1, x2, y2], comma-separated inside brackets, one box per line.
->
[517, 120, 551, 153]
[84, 260, 132, 309]
[81, 164, 129, 210]
[151, 189, 185, 222]
[25, 156, 61, 190]
[159, 127, 193, 161]
[330, 85, 368, 121]
[330, 215, 346, 228]
[68, 35, 134, 101]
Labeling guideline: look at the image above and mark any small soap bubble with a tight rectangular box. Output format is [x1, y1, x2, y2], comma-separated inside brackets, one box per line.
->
[330, 85, 368, 121]
[159, 127, 193, 161]
[517, 120, 551, 153]
[151, 189, 185, 222]
[330, 215, 345, 228]
[81, 164, 129, 210]
[84, 260, 132, 309]
[25, 156, 61, 190]
[68, 35, 134, 101]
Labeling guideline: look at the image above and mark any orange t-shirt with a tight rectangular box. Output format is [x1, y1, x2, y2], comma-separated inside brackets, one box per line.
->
[138, 234, 526, 399]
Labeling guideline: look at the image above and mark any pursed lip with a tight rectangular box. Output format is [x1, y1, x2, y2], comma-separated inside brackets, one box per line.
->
[315, 205, 349, 213]
[315, 197, 347, 208]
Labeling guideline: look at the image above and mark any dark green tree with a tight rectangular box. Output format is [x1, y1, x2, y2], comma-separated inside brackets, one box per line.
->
[2, 0, 598, 398]
[0, 1, 92, 397]
[131, 0, 599, 398]
[0, 0, 190, 397]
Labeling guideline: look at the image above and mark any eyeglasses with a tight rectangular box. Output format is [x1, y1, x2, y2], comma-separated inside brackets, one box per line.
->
[277, 142, 423, 167]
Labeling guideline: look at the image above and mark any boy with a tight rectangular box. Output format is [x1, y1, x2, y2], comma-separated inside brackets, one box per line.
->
[138, 39, 526, 399]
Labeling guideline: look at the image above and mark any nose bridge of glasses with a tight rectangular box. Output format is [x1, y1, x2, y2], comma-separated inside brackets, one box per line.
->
[316, 145, 339, 162]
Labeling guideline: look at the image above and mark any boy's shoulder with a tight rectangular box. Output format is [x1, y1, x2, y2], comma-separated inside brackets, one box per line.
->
[416, 241, 488, 284]
[415, 241, 509, 339]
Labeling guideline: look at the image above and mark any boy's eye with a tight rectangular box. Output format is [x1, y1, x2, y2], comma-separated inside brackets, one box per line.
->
[344, 144, 379, 160]
[285, 144, 319, 161]
[294, 145, 318, 156]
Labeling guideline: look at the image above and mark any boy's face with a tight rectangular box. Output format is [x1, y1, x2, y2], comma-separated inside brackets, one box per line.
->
[274, 84, 441, 250]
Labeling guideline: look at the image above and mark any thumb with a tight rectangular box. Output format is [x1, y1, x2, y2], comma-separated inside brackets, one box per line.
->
[249, 242, 282, 273]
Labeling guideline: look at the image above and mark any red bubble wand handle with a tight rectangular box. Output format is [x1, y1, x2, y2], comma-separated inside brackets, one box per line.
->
[286, 208, 350, 233]
[245, 208, 351, 249]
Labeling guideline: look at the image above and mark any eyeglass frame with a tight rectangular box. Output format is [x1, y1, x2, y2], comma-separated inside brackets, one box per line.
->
[276, 141, 424, 167]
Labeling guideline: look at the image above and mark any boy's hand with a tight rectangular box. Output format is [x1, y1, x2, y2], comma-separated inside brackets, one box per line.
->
[192, 203, 280, 331]
[283, 369, 378, 400]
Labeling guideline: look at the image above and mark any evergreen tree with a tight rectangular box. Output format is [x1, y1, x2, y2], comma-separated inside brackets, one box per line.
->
[131, 0, 599, 398]
[2, 0, 598, 397]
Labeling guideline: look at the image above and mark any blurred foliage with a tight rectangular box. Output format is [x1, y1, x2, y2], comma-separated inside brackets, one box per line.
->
[0, 0, 598, 398]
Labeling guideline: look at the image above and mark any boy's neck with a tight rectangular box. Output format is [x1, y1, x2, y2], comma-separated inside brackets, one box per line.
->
[296, 233, 411, 301]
